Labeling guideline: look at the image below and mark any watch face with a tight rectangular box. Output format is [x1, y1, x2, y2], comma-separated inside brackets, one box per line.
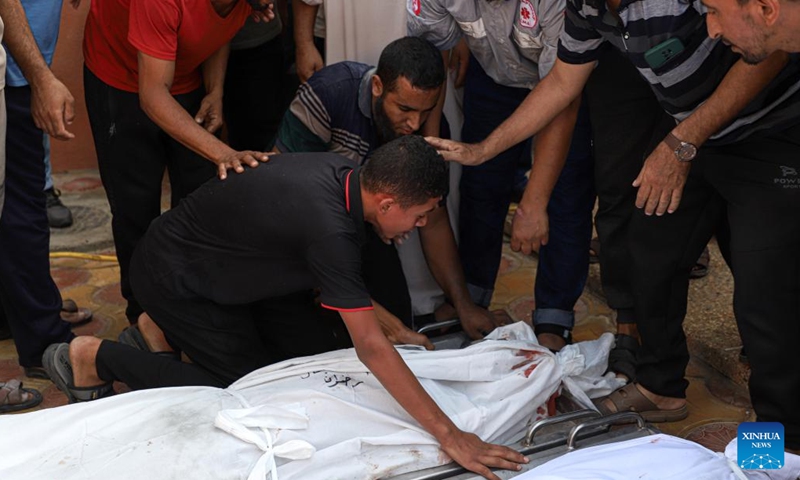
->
[677, 143, 697, 162]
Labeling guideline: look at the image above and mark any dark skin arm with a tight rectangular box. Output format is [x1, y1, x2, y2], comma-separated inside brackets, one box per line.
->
[372, 299, 434, 350]
[340, 309, 527, 480]
[193, 43, 229, 134]
[419, 207, 502, 339]
[137, 52, 270, 179]
[419, 49, 449, 138]
[511, 98, 581, 255]
[426, 59, 595, 166]
[293, 0, 323, 82]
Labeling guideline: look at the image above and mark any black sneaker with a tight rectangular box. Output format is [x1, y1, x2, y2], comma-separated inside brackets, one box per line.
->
[45, 188, 74, 228]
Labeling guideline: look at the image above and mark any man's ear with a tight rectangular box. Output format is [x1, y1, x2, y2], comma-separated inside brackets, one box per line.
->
[756, 0, 780, 26]
[378, 196, 395, 214]
[372, 75, 384, 98]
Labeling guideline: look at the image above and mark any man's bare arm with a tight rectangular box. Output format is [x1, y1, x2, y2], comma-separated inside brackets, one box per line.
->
[194, 43, 230, 134]
[419, 49, 449, 138]
[0, 0, 75, 139]
[419, 207, 501, 339]
[427, 59, 595, 166]
[294, 1, 322, 82]
[137, 52, 269, 179]
[371, 299, 434, 350]
[512, 98, 581, 254]
[634, 51, 790, 215]
[340, 310, 527, 480]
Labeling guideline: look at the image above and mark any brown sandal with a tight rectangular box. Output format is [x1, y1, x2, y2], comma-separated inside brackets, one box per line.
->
[60, 299, 93, 325]
[0, 379, 43, 413]
[594, 383, 688, 422]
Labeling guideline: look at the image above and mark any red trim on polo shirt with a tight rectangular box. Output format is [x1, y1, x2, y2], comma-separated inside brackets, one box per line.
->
[345, 170, 353, 213]
[321, 303, 374, 312]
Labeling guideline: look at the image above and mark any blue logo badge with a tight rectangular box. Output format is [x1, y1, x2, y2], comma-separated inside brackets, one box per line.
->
[738, 422, 784, 470]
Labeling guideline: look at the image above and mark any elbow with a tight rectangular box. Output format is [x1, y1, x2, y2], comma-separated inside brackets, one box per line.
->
[354, 334, 388, 367]
[139, 93, 157, 120]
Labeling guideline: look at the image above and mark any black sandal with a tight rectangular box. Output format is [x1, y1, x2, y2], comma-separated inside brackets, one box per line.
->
[42, 343, 114, 403]
[607, 333, 639, 381]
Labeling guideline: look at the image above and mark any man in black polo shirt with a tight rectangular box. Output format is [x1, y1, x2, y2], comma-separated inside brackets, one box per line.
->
[428, 0, 800, 452]
[42, 136, 527, 477]
[276, 36, 502, 341]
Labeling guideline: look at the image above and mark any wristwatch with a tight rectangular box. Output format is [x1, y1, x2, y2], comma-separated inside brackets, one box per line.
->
[664, 132, 697, 162]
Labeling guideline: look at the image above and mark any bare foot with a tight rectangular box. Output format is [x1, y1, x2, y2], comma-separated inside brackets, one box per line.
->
[634, 384, 686, 411]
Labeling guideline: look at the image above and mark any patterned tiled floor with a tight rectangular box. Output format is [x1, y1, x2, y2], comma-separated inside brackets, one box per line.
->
[0, 170, 751, 452]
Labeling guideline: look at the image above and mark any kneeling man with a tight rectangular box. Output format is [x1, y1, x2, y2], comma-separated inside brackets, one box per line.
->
[43, 136, 526, 477]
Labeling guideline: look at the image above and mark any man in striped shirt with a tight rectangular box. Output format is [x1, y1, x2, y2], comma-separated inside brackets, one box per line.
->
[429, 0, 800, 452]
[276, 37, 504, 341]
[704, 0, 800, 60]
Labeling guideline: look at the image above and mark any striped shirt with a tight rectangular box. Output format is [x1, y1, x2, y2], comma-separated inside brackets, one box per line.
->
[276, 62, 375, 163]
[558, 0, 800, 144]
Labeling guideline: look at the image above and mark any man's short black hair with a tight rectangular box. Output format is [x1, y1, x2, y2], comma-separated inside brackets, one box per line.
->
[361, 135, 448, 208]
[376, 37, 445, 93]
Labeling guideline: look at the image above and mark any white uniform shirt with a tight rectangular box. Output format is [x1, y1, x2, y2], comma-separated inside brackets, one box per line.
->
[407, 0, 566, 89]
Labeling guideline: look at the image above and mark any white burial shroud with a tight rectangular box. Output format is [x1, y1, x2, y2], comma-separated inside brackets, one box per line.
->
[0, 323, 623, 480]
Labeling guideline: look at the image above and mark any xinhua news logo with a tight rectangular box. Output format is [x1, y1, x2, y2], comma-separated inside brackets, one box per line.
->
[738, 422, 784, 470]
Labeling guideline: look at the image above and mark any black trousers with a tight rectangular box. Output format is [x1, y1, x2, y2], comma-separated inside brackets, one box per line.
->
[584, 48, 676, 324]
[96, 249, 352, 389]
[632, 123, 800, 449]
[223, 36, 288, 151]
[84, 68, 217, 323]
[0, 86, 73, 367]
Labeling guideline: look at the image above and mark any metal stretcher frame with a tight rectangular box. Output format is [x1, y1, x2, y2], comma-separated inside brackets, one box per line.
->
[389, 411, 659, 480]
[392, 321, 661, 480]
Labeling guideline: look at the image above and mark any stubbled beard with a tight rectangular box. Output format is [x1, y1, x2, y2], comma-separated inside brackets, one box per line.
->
[736, 16, 772, 65]
[740, 52, 769, 65]
[374, 95, 401, 146]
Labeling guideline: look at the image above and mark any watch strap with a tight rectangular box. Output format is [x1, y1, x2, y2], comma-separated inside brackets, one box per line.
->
[664, 132, 683, 151]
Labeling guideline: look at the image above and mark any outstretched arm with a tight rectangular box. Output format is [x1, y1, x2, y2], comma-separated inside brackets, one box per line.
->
[340, 310, 527, 480]
[137, 52, 270, 179]
[426, 59, 594, 166]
